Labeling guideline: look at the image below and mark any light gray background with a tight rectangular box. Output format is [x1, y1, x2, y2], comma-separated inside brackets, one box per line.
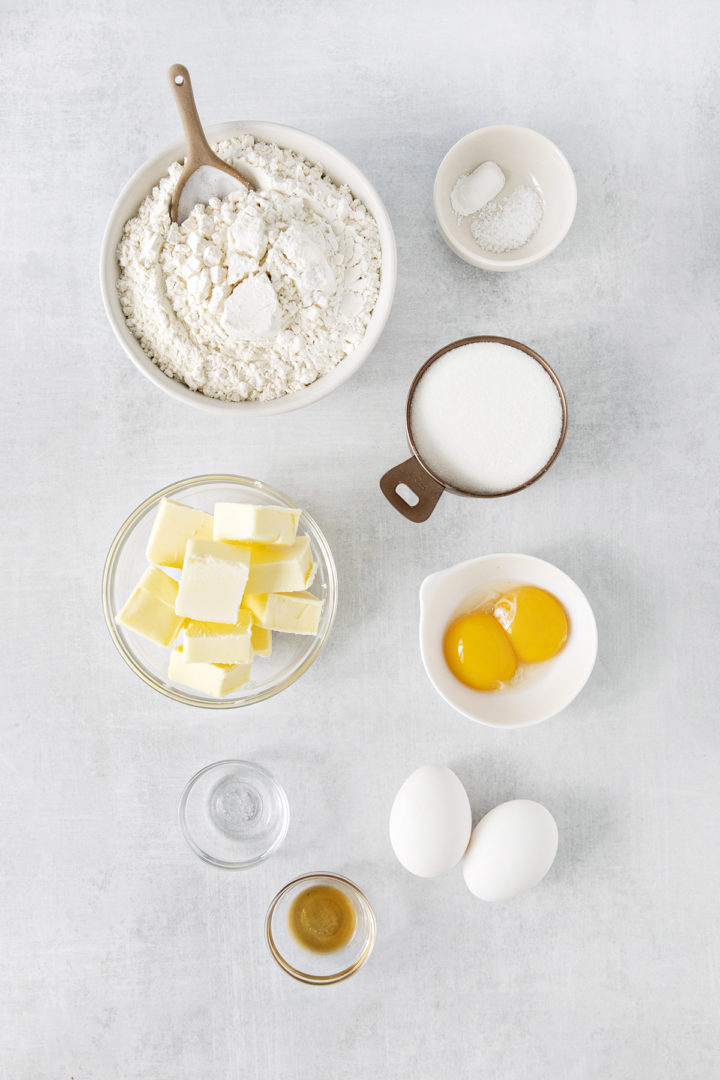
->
[2, 1, 718, 1076]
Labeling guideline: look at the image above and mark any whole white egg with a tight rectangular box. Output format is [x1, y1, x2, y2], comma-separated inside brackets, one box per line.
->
[462, 799, 558, 901]
[389, 765, 472, 878]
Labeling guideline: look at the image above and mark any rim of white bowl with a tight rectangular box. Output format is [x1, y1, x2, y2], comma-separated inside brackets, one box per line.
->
[433, 124, 577, 271]
[100, 121, 397, 415]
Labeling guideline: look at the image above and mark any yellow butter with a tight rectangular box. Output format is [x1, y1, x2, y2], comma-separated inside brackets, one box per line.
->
[184, 610, 253, 664]
[250, 621, 272, 658]
[244, 590, 323, 635]
[146, 497, 214, 568]
[137, 565, 179, 605]
[175, 538, 251, 624]
[116, 567, 184, 647]
[245, 536, 314, 594]
[213, 503, 300, 546]
[168, 646, 252, 697]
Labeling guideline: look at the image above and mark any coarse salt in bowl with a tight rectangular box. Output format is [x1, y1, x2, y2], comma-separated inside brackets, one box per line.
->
[100, 121, 396, 415]
[433, 125, 577, 271]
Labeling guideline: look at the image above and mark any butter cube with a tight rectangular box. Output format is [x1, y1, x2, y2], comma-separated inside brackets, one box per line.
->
[146, 497, 214, 569]
[244, 591, 323, 635]
[250, 621, 272, 658]
[175, 539, 251, 623]
[213, 503, 300, 546]
[116, 566, 184, 647]
[138, 565, 180, 604]
[168, 647, 251, 697]
[184, 610, 253, 664]
[245, 536, 314, 594]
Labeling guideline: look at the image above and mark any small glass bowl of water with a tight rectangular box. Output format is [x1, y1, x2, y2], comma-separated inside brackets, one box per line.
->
[179, 760, 289, 869]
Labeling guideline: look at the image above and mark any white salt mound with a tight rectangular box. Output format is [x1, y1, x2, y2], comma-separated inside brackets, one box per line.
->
[410, 342, 563, 494]
[470, 185, 544, 254]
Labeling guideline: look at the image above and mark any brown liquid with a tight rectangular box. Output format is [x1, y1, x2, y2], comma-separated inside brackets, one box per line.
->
[288, 884, 357, 954]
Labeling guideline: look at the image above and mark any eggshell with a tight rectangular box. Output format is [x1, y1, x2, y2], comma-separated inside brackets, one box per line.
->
[462, 799, 558, 901]
[389, 765, 472, 878]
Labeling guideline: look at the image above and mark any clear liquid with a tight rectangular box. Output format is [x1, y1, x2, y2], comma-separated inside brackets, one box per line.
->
[209, 776, 263, 838]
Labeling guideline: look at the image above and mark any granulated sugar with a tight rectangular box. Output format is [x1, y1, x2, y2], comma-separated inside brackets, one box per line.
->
[409, 341, 563, 494]
[469, 185, 544, 253]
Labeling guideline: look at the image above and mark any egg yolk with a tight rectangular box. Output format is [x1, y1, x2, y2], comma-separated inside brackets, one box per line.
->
[443, 612, 518, 691]
[492, 586, 568, 663]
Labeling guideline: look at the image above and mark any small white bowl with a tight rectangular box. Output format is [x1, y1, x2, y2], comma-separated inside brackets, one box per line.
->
[100, 121, 397, 415]
[419, 553, 597, 728]
[433, 125, 577, 271]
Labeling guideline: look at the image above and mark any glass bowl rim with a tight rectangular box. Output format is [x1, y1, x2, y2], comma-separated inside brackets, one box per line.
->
[102, 473, 338, 709]
[178, 758, 290, 870]
[264, 871, 376, 985]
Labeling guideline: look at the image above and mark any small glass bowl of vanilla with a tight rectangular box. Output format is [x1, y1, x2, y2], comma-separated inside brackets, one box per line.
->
[265, 872, 376, 984]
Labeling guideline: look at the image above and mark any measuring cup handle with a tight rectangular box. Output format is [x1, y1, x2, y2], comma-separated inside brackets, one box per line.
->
[380, 457, 444, 522]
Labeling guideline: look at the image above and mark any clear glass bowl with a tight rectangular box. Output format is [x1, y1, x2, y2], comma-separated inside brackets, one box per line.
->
[179, 760, 290, 869]
[265, 872, 376, 985]
[102, 474, 338, 709]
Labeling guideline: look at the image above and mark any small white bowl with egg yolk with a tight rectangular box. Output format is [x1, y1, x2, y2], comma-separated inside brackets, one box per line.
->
[419, 553, 597, 728]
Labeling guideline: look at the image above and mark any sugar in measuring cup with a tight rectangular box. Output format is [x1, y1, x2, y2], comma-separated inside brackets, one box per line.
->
[380, 336, 568, 522]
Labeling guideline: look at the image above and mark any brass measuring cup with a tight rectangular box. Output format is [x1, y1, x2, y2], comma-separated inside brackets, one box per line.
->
[380, 336, 568, 523]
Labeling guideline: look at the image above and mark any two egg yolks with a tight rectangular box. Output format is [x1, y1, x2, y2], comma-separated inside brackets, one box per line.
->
[443, 586, 569, 691]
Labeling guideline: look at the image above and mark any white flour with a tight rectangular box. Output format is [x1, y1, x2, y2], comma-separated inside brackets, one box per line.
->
[116, 136, 382, 401]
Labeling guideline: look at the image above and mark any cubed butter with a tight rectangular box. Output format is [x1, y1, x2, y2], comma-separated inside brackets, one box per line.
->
[146, 497, 214, 569]
[244, 591, 323, 635]
[137, 565, 180, 604]
[175, 539, 251, 624]
[168, 647, 252, 697]
[184, 610, 253, 665]
[116, 567, 184, 647]
[250, 620, 272, 657]
[245, 536, 314, 594]
[213, 503, 301, 546]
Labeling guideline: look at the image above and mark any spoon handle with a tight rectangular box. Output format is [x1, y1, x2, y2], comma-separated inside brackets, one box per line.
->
[167, 64, 213, 165]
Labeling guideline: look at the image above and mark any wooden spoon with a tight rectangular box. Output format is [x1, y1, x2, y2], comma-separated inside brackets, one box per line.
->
[167, 64, 254, 223]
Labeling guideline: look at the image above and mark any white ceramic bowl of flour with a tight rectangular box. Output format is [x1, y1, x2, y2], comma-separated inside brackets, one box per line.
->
[434, 126, 577, 271]
[101, 122, 396, 415]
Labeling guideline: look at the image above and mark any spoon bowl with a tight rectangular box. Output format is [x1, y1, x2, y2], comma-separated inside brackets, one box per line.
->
[167, 64, 254, 222]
